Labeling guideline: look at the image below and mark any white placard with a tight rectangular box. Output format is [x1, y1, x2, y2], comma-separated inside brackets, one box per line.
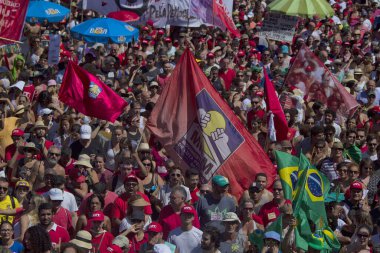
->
[48, 34, 61, 66]
[259, 12, 298, 43]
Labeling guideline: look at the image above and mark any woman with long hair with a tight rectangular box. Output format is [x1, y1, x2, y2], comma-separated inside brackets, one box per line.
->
[53, 115, 72, 149]
[333, 162, 351, 193]
[104, 126, 124, 171]
[239, 199, 264, 237]
[16, 195, 46, 241]
[75, 193, 111, 233]
[23, 225, 52, 253]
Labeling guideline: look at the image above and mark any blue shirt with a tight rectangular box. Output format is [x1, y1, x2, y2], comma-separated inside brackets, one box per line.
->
[0, 240, 24, 253]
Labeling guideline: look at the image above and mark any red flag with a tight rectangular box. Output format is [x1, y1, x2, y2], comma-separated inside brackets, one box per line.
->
[284, 45, 359, 118]
[263, 69, 288, 141]
[59, 61, 127, 122]
[213, 0, 241, 38]
[147, 49, 275, 198]
[0, 0, 29, 45]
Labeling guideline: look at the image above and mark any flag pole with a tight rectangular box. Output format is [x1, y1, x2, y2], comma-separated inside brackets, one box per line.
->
[0, 37, 23, 44]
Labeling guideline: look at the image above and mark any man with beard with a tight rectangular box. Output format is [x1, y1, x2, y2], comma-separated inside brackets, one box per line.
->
[30, 120, 54, 159]
[158, 167, 191, 206]
[33, 146, 65, 190]
[38, 202, 70, 249]
[201, 226, 221, 253]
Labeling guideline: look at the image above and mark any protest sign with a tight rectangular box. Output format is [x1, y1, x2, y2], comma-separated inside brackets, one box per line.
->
[259, 12, 298, 43]
[48, 35, 61, 66]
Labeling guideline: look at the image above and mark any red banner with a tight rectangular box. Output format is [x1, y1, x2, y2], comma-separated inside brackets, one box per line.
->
[284, 45, 359, 118]
[147, 49, 274, 198]
[0, 0, 30, 45]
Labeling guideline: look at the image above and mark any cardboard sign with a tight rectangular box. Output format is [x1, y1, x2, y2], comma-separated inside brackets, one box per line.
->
[259, 12, 298, 43]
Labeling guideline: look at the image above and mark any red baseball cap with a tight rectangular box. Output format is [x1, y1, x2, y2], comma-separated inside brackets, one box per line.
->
[147, 222, 163, 233]
[146, 20, 154, 27]
[142, 26, 149, 31]
[237, 50, 245, 57]
[158, 29, 165, 35]
[142, 39, 149, 45]
[370, 106, 380, 114]
[207, 52, 215, 58]
[164, 37, 172, 43]
[350, 181, 363, 191]
[181, 205, 196, 215]
[90, 210, 105, 222]
[124, 174, 138, 183]
[12, 128, 24, 137]
[255, 91, 264, 97]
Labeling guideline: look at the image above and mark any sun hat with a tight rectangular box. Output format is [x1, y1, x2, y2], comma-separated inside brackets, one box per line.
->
[74, 155, 93, 168]
[223, 212, 241, 223]
[70, 230, 93, 250]
[112, 235, 130, 248]
[20, 142, 40, 154]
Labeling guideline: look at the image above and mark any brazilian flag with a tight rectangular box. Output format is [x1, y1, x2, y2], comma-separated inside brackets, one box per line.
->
[344, 145, 362, 164]
[275, 151, 299, 200]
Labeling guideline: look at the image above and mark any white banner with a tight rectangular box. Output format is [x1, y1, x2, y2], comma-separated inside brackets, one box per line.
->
[48, 35, 61, 66]
[258, 13, 298, 43]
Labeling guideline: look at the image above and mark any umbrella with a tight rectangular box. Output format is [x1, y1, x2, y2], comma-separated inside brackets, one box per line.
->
[107, 11, 140, 22]
[268, 0, 334, 19]
[71, 18, 139, 44]
[26, 1, 70, 23]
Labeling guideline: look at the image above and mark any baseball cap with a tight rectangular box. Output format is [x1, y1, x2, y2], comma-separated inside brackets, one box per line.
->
[207, 52, 215, 59]
[12, 128, 24, 137]
[90, 210, 104, 222]
[238, 50, 246, 57]
[223, 212, 241, 223]
[47, 80, 57, 86]
[350, 181, 363, 191]
[212, 175, 229, 187]
[48, 188, 63, 201]
[264, 231, 281, 242]
[39, 108, 53, 116]
[147, 222, 163, 233]
[241, 34, 249, 39]
[80, 124, 92, 139]
[124, 174, 138, 183]
[180, 205, 196, 216]
[15, 180, 30, 189]
[164, 37, 172, 43]
[10, 81, 25, 91]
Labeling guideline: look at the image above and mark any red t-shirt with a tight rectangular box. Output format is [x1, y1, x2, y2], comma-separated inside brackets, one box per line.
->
[48, 223, 70, 247]
[92, 231, 114, 253]
[258, 200, 281, 227]
[190, 188, 200, 204]
[246, 109, 266, 129]
[23, 84, 36, 102]
[64, 159, 76, 175]
[5, 143, 24, 162]
[127, 232, 149, 253]
[111, 192, 152, 220]
[158, 205, 200, 240]
[52, 207, 73, 233]
[219, 68, 236, 91]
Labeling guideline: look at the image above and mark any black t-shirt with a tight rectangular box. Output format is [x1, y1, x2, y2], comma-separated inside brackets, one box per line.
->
[70, 137, 103, 160]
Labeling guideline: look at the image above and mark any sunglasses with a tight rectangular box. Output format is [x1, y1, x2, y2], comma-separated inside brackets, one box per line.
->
[200, 190, 210, 194]
[49, 152, 61, 157]
[0, 187, 8, 191]
[273, 188, 283, 192]
[170, 173, 181, 177]
[349, 170, 359, 174]
[143, 163, 151, 166]
[357, 233, 369, 238]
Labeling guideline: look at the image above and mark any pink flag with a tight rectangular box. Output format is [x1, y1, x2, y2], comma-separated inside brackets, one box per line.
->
[284, 45, 359, 118]
[59, 61, 127, 122]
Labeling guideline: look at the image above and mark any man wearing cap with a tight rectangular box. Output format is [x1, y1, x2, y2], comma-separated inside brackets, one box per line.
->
[219, 212, 248, 253]
[111, 174, 152, 229]
[38, 202, 70, 248]
[47, 188, 75, 235]
[4, 128, 25, 163]
[159, 186, 200, 240]
[204, 52, 220, 77]
[262, 231, 281, 253]
[120, 209, 148, 253]
[30, 120, 53, 159]
[106, 235, 130, 253]
[167, 205, 202, 253]
[139, 222, 176, 252]
[196, 175, 236, 231]
[342, 181, 368, 215]
[70, 124, 103, 160]
[357, 80, 380, 106]
[148, 81, 160, 104]
[89, 210, 114, 252]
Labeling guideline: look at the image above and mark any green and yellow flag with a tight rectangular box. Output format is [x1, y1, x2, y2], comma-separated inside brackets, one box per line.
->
[275, 151, 299, 200]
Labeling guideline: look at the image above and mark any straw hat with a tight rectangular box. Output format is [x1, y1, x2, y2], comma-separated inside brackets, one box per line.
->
[14, 105, 25, 115]
[138, 143, 150, 152]
[32, 120, 48, 131]
[74, 155, 93, 168]
[70, 230, 93, 250]
[130, 197, 150, 207]
[342, 73, 357, 84]
[20, 142, 40, 154]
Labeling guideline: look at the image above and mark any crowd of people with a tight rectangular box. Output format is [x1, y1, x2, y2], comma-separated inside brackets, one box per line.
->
[0, 0, 380, 252]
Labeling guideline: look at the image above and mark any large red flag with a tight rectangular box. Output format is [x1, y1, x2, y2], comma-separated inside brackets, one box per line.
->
[264, 68, 288, 141]
[213, 0, 241, 38]
[59, 61, 127, 122]
[284, 45, 359, 119]
[147, 49, 275, 197]
[0, 0, 30, 45]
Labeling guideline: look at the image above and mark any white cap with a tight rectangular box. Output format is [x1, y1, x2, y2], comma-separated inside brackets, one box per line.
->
[80, 124, 92, 139]
[48, 188, 63, 201]
[0, 78, 10, 89]
[153, 244, 171, 253]
[47, 79, 57, 86]
[39, 108, 53, 116]
[10, 81, 25, 91]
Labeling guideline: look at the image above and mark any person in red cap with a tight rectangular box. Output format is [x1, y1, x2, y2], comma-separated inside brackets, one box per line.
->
[90, 210, 114, 253]
[204, 52, 219, 77]
[164, 37, 176, 58]
[167, 205, 202, 253]
[4, 128, 25, 163]
[236, 50, 248, 71]
[139, 221, 176, 252]
[342, 181, 368, 215]
[111, 174, 152, 230]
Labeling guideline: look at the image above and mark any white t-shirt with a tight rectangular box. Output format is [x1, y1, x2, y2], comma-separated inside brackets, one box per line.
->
[167, 227, 202, 253]
[158, 185, 191, 206]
